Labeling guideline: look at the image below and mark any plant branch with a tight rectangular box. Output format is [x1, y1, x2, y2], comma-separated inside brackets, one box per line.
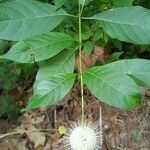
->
[80, 0, 86, 14]
[78, 1, 84, 124]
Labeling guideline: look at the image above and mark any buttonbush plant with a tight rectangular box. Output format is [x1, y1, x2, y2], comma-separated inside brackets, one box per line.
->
[0, 0, 150, 112]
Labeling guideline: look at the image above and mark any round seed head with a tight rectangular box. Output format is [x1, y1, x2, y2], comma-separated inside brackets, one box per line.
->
[63, 122, 102, 150]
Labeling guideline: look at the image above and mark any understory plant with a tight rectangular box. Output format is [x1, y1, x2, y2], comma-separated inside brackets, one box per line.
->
[0, 0, 150, 119]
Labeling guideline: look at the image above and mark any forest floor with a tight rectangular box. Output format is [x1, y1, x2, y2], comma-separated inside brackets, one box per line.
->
[0, 84, 149, 150]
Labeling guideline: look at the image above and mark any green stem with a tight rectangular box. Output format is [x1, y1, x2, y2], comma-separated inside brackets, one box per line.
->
[78, 2, 84, 124]
[80, 0, 85, 15]
[66, 13, 78, 18]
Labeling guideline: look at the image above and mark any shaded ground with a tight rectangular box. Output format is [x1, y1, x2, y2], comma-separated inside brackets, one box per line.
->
[0, 84, 149, 150]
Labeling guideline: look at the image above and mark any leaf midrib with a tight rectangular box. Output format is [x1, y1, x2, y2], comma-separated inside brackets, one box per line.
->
[28, 74, 75, 108]
[56, 49, 76, 72]
[93, 16, 149, 28]
[0, 14, 66, 23]
[26, 38, 73, 53]
[86, 71, 126, 96]
[128, 72, 150, 75]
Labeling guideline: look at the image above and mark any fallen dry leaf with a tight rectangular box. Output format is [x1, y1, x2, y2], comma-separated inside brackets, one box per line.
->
[17, 125, 46, 149]
[17, 141, 28, 150]
[76, 45, 107, 71]
[93, 45, 106, 62]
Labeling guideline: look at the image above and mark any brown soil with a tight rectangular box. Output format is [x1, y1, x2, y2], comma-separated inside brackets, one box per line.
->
[0, 84, 149, 150]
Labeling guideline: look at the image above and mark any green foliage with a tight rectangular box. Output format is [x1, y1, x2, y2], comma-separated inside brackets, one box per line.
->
[0, 59, 19, 91]
[2, 32, 75, 63]
[91, 6, 150, 44]
[83, 59, 150, 109]
[0, 40, 33, 118]
[26, 73, 75, 110]
[100, 59, 150, 87]
[0, 0, 150, 111]
[0, 40, 8, 54]
[134, 0, 150, 9]
[109, 52, 123, 62]
[0, 0, 67, 41]
[83, 41, 93, 54]
[55, 0, 66, 8]
[131, 131, 143, 141]
[84, 68, 141, 110]
[26, 49, 76, 110]
[112, 0, 134, 7]
[0, 96, 19, 120]
[79, 0, 92, 6]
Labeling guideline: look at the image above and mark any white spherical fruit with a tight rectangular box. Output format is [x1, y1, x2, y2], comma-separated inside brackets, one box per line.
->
[69, 126, 97, 150]
[63, 122, 102, 150]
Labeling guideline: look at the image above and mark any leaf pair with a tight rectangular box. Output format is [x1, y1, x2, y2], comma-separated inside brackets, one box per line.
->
[0, 1, 150, 45]
[27, 58, 150, 111]
[0, 0, 150, 111]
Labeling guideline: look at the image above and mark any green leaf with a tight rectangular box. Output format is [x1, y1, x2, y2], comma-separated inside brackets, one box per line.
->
[37, 49, 75, 78]
[93, 28, 104, 41]
[25, 49, 76, 110]
[1, 32, 75, 63]
[83, 67, 141, 110]
[0, 96, 18, 119]
[84, 59, 150, 110]
[83, 41, 93, 54]
[113, 0, 134, 7]
[0, 0, 14, 3]
[0, 0, 67, 41]
[79, 0, 92, 6]
[0, 40, 7, 54]
[55, 0, 66, 8]
[111, 39, 123, 51]
[101, 59, 150, 87]
[26, 73, 76, 110]
[91, 6, 150, 45]
[110, 52, 123, 61]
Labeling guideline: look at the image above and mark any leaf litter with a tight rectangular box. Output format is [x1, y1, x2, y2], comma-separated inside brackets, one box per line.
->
[0, 84, 149, 150]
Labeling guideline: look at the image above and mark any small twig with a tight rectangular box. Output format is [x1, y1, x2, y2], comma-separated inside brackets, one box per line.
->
[54, 106, 57, 129]
[99, 106, 103, 147]
[0, 128, 57, 139]
[0, 131, 20, 139]
[123, 114, 130, 150]
[44, 108, 51, 126]
[103, 132, 111, 150]
[111, 146, 124, 150]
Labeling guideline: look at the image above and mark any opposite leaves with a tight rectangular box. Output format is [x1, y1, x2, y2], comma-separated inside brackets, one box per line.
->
[91, 6, 150, 45]
[1, 32, 75, 63]
[0, 0, 67, 41]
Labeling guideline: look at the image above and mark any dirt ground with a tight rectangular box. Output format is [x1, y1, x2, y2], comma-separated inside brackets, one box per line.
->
[0, 84, 149, 150]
